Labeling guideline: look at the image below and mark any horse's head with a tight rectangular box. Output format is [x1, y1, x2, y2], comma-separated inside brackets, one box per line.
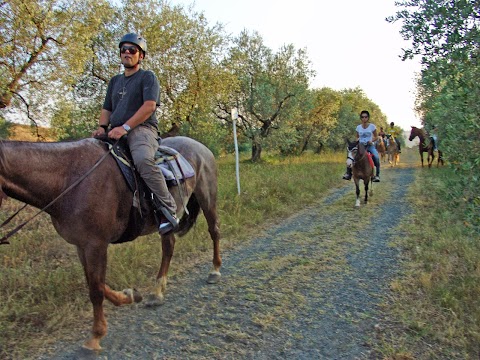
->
[409, 126, 419, 141]
[346, 140, 359, 167]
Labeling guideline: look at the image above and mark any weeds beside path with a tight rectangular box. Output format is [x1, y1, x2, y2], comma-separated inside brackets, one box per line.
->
[38, 159, 417, 360]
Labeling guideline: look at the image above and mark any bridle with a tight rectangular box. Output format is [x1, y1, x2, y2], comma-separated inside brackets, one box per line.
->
[347, 142, 370, 168]
[347, 147, 357, 163]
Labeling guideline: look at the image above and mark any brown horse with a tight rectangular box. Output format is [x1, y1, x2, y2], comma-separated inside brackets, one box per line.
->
[0, 136, 221, 351]
[346, 140, 374, 208]
[375, 137, 386, 163]
[408, 126, 444, 168]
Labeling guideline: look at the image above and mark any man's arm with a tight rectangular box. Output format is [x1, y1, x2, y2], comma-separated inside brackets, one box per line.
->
[108, 100, 157, 140]
[92, 109, 112, 137]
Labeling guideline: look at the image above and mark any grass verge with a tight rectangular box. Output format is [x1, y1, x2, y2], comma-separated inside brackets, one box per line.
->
[376, 166, 480, 359]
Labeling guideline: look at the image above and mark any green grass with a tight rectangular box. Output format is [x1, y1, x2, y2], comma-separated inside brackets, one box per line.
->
[0, 150, 344, 358]
[376, 166, 480, 359]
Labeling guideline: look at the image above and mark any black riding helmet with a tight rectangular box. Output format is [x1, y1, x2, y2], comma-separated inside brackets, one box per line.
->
[119, 33, 147, 56]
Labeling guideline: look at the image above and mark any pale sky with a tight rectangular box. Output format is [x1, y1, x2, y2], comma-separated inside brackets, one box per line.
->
[171, 0, 423, 130]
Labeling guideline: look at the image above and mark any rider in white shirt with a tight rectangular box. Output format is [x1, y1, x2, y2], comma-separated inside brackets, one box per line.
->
[343, 110, 381, 182]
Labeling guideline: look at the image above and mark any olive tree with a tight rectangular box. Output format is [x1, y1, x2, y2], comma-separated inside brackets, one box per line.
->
[0, 0, 114, 135]
[216, 30, 314, 161]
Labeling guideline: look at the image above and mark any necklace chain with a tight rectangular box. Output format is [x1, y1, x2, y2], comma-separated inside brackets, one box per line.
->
[119, 73, 134, 100]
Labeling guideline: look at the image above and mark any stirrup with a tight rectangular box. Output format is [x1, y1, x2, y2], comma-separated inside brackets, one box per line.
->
[159, 214, 179, 235]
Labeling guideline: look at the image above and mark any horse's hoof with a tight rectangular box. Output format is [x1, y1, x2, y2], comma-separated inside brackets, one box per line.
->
[123, 288, 143, 303]
[143, 294, 164, 307]
[82, 339, 102, 352]
[207, 272, 221, 284]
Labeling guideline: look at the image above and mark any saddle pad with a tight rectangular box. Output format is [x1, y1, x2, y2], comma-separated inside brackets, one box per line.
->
[110, 144, 195, 192]
[155, 146, 195, 185]
[367, 152, 375, 169]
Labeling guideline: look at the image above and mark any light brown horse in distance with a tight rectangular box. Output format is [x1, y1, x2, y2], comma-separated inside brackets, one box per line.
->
[375, 137, 386, 163]
[0, 136, 221, 351]
[387, 136, 400, 167]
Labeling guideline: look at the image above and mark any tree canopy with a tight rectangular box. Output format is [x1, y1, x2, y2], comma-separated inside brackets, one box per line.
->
[1, 0, 389, 161]
[389, 0, 480, 226]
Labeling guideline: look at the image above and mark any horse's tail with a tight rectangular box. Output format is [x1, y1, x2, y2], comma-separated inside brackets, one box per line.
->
[177, 194, 201, 237]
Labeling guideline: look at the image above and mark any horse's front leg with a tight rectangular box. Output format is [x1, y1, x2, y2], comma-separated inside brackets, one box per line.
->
[354, 179, 361, 208]
[77, 245, 109, 351]
[145, 232, 176, 307]
[364, 179, 369, 204]
[438, 151, 444, 166]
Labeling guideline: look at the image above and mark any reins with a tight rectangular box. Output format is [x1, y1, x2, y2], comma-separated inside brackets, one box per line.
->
[0, 140, 118, 245]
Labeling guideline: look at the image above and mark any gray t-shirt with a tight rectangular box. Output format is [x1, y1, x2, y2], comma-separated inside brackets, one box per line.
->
[103, 69, 160, 128]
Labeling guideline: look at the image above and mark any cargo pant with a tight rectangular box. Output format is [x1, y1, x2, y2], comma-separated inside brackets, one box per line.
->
[127, 125, 177, 215]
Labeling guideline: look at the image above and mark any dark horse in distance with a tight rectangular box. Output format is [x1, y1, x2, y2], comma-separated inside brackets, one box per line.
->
[0, 136, 221, 351]
[408, 126, 444, 167]
[346, 140, 374, 208]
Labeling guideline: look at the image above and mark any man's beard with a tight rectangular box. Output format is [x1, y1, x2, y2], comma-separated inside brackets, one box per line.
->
[123, 59, 140, 69]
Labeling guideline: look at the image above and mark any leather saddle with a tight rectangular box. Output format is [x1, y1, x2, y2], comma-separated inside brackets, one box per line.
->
[99, 137, 194, 243]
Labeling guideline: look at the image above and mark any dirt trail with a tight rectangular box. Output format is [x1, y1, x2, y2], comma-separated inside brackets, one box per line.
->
[39, 155, 418, 360]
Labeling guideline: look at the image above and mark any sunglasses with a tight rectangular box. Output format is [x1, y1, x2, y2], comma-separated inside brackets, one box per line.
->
[361, 115, 369, 119]
[120, 45, 139, 55]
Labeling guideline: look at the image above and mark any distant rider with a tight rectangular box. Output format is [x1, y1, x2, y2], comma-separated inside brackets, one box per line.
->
[386, 121, 401, 153]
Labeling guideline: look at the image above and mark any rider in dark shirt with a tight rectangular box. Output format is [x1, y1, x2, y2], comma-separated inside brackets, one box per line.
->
[92, 33, 178, 235]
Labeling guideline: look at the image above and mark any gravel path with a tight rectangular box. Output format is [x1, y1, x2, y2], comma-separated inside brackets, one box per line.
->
[39, 165, 416, 360]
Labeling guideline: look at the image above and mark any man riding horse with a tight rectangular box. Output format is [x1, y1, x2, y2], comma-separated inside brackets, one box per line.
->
[91, 33, 178, 235]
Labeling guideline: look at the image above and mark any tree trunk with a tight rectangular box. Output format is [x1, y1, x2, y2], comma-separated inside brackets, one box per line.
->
[314, 142, 323, 154]
[300, 138, 309, 154]
[251, 140, 262, 162]
[300, 130, 313, 154]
